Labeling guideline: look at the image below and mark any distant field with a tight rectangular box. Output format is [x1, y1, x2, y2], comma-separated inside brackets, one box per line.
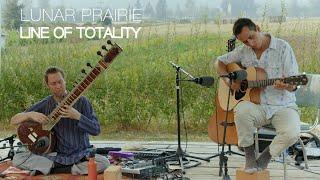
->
[1, 18, 319, 137]
[138, 18, 320, 36]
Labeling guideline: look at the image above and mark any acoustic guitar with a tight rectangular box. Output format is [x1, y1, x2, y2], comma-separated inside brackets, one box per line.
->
[208, 37, 308, 145]
[217, 63, 309, 111]
[17, 40, 123, 154]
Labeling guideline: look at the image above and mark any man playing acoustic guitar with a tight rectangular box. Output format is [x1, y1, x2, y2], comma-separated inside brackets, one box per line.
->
[11, 67, 109, 175]
[216, 18, 300, 173]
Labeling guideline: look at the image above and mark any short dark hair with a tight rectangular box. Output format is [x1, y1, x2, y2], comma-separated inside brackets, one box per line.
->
[44, 66, 65, 84]
[233, 18, 257, 36]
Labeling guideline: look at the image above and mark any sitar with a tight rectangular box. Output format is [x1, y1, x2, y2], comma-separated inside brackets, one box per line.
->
[17, 40, 123, 154]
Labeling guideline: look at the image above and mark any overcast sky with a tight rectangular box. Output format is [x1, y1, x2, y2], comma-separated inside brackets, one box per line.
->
[0, 0, 317, 17]
[30, 0, 312, 10]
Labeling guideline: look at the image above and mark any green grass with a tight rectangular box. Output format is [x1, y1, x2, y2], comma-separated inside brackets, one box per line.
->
[1, 20, 319, 137]
[0, 28, 222, 134]
[0, 126, 211, 141]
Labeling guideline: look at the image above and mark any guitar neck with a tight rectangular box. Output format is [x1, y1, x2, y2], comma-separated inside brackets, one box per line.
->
[248, 78, 288, 88]
[44, 61, 109, 130]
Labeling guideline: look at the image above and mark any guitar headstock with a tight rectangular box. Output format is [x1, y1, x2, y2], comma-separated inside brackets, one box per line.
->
[285, 74, 309, 86]
[97, 40, 123, 63]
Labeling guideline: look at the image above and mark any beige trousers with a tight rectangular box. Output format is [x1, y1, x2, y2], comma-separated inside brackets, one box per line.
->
[234, 101, 301, 157]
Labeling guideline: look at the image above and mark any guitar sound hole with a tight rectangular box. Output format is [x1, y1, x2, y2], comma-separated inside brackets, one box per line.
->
[234, 80, 248, 100]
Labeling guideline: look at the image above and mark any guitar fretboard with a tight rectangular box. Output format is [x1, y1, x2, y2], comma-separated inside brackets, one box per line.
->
[247, 76, 305, 88]
[248, 78, 282, 88]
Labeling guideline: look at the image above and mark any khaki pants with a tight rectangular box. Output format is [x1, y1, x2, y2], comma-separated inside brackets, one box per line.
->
[234, 101, 300, 157]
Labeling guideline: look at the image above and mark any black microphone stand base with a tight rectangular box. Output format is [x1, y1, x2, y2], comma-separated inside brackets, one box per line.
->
[207, 144, 244, 159]
[164, 146, 209, 171]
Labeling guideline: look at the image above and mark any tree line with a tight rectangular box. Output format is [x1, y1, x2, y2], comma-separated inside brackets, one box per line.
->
[2, 0, 320, 31]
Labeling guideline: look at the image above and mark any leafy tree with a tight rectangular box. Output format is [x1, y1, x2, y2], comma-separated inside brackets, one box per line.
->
[288, 0, 300, 17]
[155, 0, 167, 20]
[98, 10, 112, 25]
[185, 0, 195, 18]
[220, 0, 257, 17]
[144, 1, 155, 18]
[37, 0, 50, 9]
[220, 0, 230, 16]
[243, 0, 257, 17]
[21, 0, 32, 10]
[134, 0, 142, 10]
[2, 0, 24, 30]
[175, 4, 183, 19]
[100, 17, 112, 26]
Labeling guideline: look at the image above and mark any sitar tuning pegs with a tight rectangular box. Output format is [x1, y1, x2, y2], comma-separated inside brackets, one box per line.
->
[102, 45, 108, 51]
[81, 69, 87, 75]
[86, 63, 93, 68]
[107, 40, 113, 46]
[97, 51, 103, 57]
[73, 81, 78, 88]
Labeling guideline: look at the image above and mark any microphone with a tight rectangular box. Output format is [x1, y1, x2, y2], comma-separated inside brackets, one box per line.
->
[220, 70, 247, 81]
[168, 61, 214, 87]
[192, 76, 214, 87]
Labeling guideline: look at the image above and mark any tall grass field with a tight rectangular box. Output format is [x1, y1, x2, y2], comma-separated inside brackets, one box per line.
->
[1, 19, 319, 138]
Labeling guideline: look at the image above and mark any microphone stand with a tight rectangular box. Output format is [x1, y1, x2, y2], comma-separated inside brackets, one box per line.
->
[219, 79, 233, 180]
[208, 37, 244, 179]
[167, 62, 210, 177]
[208, 76, 245, 179]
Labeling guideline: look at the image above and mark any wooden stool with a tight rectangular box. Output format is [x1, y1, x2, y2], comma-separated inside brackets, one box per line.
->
[104, 166, 122, 180]
[236, 169, 269, 180]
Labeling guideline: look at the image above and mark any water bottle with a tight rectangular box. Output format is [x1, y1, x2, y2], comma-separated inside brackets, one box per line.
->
[88, 150, 97, 180]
